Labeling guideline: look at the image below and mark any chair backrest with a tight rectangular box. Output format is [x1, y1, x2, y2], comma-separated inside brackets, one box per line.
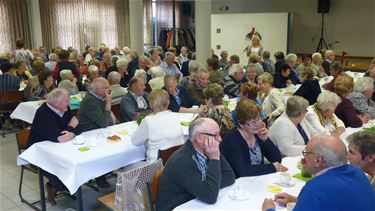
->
[16, 126, 31, 154]
[146, 168, 163, 211]
[114, 159, 163, 211]
[0, 91, 23, 105]
[111, 103, 121, 122]
[157, 145, 182, 165]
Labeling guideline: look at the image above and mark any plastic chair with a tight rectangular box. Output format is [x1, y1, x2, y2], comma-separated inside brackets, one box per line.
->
[0, 91, 24, 137]
[114, 159, 163, 211]
[157, 145, 182, 165]
[15, 126, 41, 210]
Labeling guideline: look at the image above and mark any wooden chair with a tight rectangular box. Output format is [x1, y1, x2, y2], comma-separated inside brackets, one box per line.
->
[157, 145, 182, 165]
[146, 168, 164, 211]
[15, 126, 41, 210]
[0, 91, 24, 137]
[111, 103, 121, 123]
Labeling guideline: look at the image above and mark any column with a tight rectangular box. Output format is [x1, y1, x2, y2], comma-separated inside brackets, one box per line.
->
[28, 0, 43, 48]
[195, 0, 212, 67]
[129, 0, 144, 55]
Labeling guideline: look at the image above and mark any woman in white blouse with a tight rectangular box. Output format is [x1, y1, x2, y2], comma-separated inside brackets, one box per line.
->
[257, 72, 285, 125]
[269, 96, 318, 157]
[305, 91, 345, 136]
[131, 89, 184, 162]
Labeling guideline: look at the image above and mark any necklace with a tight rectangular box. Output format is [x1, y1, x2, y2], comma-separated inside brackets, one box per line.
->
[313, 104, 337, 128]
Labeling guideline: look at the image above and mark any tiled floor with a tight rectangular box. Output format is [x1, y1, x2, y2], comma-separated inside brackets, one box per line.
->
[1, 132, 116, 211]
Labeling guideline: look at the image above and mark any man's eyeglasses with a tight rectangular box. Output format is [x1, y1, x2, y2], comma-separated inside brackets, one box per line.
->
[200, 132, 221, 140]
[302, 149, 314, 156]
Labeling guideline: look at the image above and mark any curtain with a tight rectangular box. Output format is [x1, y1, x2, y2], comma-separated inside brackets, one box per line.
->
[155, 0, 181, 37]
[0, 0, 31, 52]
[143, 0, 153, 46]
[39, 0, 129, 52]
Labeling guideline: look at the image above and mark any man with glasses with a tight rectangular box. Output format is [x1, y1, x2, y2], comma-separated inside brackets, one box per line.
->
[262, 135, 375, 211]
[77, 77, 116, 188]
[156, 118, 235, 211]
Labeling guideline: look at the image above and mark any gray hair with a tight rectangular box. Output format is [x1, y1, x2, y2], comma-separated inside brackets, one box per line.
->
[325, 50, 334, 58]
[150, 66, 164, 78]
[134, 69, 147, 81]
[313, 136, 348, 168]
[164, 52, 175, 59]
[47, 88, 68, 104]
[286, 96, 309, 117]
[285, 53, 297, 63]
[312, 52, 322, 59]
[347, 131, 375, 159]
[189, 60, 200, 72]
[353, 77, 374, 92]
[195, 69, 209, 78]
[229, 64, 244, 76]
[116, 58, 128, 69]
[107, 71, 121, 85]
[88, 65, 99, 78]
[59, 69, 73, 80]
[329, 62, 342, 72]
[245, 63, 257, 73]
[316, 91, 341, 112]
[188, 118, 207, 140]
[122, 46, 130, 54]
[262, 51, 270, 59]
[48, 53, 58, 61]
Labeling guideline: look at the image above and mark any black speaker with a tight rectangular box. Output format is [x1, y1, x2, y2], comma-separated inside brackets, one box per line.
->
[318, 0, 330, 13]
[182, 2, 191, 16]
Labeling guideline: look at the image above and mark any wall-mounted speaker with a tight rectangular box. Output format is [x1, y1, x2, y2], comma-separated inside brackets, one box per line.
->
[182, 2, 191, 16]
[318, 0, 330, 13]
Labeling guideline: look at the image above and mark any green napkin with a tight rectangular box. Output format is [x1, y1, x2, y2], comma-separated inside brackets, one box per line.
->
[293, 173, 313, 182]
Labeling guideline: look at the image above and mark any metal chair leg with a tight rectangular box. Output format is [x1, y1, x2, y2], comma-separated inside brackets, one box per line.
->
[19, 166, 42, 211]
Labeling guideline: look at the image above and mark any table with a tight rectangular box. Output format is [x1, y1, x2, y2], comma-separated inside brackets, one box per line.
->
[175, 156, 304, 211]
[16, 112, 196, 210]
[10, 94, 82, 124]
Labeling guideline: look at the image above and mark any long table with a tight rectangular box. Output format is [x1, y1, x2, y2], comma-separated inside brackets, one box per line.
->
[175, 156, 304, 211]
[16, 113, 196, 211]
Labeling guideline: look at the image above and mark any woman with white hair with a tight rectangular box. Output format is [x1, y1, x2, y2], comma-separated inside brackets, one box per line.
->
[221, 63, 244, 98]
[305, 91, 345, 136]
[348, 77, 375, 119]
[58, 69, 79, 95]
[148, 66, 164, 90]
[284, 53, 300, 84]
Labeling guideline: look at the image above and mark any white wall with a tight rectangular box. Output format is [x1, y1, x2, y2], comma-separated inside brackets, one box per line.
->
[212, 0, 375, 57]
[211, 13, 289, 64]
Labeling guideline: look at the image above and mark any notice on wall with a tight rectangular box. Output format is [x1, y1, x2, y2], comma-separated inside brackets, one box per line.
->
[211, 13, 290, 64]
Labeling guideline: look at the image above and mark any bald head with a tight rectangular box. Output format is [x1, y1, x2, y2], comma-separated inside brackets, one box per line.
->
[91, 77, 110, 98]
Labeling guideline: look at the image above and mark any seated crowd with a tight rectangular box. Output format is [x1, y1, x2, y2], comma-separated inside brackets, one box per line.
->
[1, 38, 375, 210]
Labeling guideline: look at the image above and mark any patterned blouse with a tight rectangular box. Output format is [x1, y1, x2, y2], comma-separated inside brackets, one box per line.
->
[348, 91, 375, 119]
[197, 106, 234, 137]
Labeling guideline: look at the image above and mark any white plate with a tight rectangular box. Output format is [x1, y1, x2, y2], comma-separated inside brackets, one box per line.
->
[228, 190, 250, 201]
[274, 180, 295, 187]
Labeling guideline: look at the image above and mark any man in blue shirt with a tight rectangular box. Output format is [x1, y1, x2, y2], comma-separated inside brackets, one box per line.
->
[160, 52, 182, 78]
[262, 135, 375, 211]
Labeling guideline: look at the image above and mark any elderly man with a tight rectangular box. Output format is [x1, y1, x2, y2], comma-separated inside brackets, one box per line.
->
[347, 131, 375, 187]
[160, 52, 182, 77]
[164, 75, 201, 113]
[28, 88, 81, 205]
[311, 52, 326, 78]
[177, 46, 188, 65]
[128, 55, 150, 80]
[322, 50, 335, 76]
[120, 76, 151, 122]
[186, 69, 210, 106]
[108, 71, 127, 105]
[221, 64, 244, 98]
[179, 60, 199, 88]
[156, 118, 235, 211]
[262, 135, 375, 211]
[219, 50, 229, 70]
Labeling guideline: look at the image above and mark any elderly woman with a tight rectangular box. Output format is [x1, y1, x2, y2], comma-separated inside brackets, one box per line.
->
[30, 70, 54, 101]
[272, 63, 299, 88]
[311, 52, 326, 78]
[243, 63, 257, 83]
[221, 99, 286, 177]
[293, 68, 321, 105]
[197, 83, 234, 137]
[131, 89, 184, 162]
[179, 60, 199, 88]
[269, 96, 318, 157]
[348, 77, 375, 119]
[305, 91, 345, 136]
[347, 131, 375, 187]
[334, 75, 368, 127]
[58, 69, 79, 96]
[284, 53, 300, 84]
[322, 62, 345, 92]
[221, 63, 244, 98]
[148, 66, 164, 90]
[257, 73, 285, 123]
[84, 65, 99, 91]
[247, 55, 264, 77]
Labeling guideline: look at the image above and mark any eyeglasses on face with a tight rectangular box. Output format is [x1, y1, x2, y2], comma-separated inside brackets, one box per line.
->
[302, 149, 314, 156]
[199, 132, 221, 140]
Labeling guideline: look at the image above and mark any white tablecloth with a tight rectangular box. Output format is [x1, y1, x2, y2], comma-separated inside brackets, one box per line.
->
[174, 156, 304, 211]
[16, 113, 196, 194]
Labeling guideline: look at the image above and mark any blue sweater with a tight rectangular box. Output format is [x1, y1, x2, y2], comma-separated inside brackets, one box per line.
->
[220, 128, 282, 177]
[295, 164, 375, 211]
